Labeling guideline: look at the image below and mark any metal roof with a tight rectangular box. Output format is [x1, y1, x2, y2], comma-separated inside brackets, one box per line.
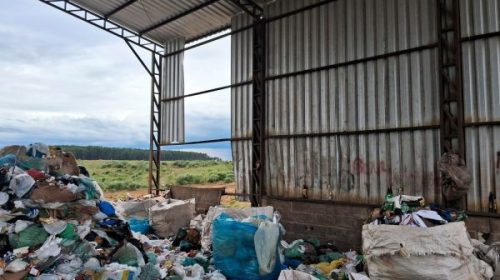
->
[68, 0, 259, 44]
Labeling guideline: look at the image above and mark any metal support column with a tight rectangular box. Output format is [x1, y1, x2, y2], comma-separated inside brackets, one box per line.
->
[438, 0, 466, 207]
[149, 53, 162, 195]
[438, 0, 465, 158]
[251, 18, 266, 206]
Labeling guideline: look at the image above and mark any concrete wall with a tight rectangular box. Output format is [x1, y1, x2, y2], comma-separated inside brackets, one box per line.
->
[263, 196, 372, 251]
[466, 215, 500, 243]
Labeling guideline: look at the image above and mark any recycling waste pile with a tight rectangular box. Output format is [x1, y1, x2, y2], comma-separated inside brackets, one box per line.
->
[363, 189, 500, 280]
[3, 143, 496, 280]
[0, 143, 367, 280]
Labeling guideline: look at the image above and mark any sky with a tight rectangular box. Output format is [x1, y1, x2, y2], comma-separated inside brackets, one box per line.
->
[0, 0, 232, 160]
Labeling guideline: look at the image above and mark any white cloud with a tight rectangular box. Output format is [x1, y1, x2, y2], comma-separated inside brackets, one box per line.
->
[0, 0, 233, 158]
[0, 116, 149, 148]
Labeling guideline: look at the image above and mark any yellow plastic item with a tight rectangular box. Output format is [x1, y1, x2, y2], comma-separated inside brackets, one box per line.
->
[314, 258, 346, 275]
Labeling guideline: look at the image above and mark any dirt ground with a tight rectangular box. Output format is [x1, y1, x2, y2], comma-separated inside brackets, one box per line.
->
[104, 182, 249, 208]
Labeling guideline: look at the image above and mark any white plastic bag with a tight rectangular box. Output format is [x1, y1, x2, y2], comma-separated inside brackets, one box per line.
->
[254, 221, 280, 275]
[278, 270, 320, 280]
[83, 258, 101, 272]
[5, 259, 28, 272]
[56, 257, 82, 280]
[42, 220, 67, 235]
[14, 220, 33, 233]
[172, 264, 204, 280]
[36, 274, 62, 280]
[9, 174, 35, 198]
[32, 235, 62, 261]
[206, 270, 227, 280]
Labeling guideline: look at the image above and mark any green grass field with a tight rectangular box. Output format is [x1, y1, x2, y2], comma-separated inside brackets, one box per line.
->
[79, 160, 234, 191]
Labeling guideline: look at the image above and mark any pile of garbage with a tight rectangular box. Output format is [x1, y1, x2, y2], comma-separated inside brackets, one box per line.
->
[363, 189, 499, 280]
[0, 143, 367, 280]
[280, 239, 366, 280]
[366, 188, 467, 227]
[0, 143, 168, 279]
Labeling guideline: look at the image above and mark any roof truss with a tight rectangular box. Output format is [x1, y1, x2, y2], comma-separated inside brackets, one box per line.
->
[39, 0, 165, 55]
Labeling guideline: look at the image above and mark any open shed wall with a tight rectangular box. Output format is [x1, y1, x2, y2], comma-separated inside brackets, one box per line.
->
[232, 0, 500, 212]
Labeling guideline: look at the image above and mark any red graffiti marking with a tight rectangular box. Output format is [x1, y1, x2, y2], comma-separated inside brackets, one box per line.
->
[351, 158, 390, 175]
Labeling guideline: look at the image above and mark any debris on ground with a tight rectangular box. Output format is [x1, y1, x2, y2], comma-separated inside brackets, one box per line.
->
[366, 188, 467, 227]
[3, 142, 498, 280]
[364, 190, 499, 280]
[0, 143, 370, 280]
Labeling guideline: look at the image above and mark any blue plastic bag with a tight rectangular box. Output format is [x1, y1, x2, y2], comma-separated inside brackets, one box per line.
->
[98, 200, 116, 216]
[212, 213, 281, 280]
[0, 154, 16, 167]
[129, 218, 149, 234]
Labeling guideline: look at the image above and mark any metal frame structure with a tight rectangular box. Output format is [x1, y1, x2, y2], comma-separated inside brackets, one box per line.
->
[41, 0, 500, 212]
[251, 17, 266, 206]
[124, 41, 163, 195]
[39, 0, 270, 196]
[158, 0, 498, 199]
[38, 0, 168, 193]
[437, 0, 466, 208]
[437, 0, 465, 159]
[148, 53, 163, 196]
[38, 0, 164, 55]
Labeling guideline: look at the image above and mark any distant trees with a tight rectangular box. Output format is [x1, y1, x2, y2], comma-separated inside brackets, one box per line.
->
[59, 145, 217, 161]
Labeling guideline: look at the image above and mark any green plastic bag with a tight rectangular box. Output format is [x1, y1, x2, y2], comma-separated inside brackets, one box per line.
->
[58, 224, 79, 240]
[139, 263, 161, 280]
[113, 243, 145, 267]
[79, 177, 101, 200]
[283, 241, 305, 259]
[9, 224, 48, 248]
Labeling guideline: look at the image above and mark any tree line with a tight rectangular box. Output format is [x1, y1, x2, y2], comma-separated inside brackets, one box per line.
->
[59, 145, 217, 161]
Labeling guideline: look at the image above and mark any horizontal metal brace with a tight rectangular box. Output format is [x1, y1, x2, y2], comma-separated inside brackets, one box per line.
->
[162, 137, 250, 146]
[161, 80, 251, 102]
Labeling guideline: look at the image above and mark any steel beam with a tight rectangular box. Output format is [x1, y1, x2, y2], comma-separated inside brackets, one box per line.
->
[148, 53, 163, 195]
[169, 0, 339, 52]
[38, 0, 164, 55]
[438, 0, 465, 158]
[250, 18, 266, 207]
[228, 0, 263, 19]
[437, 0, 466, 208]
[124, 40, 153, 76]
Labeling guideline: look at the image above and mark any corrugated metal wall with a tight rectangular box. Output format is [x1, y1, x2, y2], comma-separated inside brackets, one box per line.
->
[231, 14, 253, 196]
[161, 38, 185, 144]
[460, 0, 500, 211]
[231, 0, 500, 209]
[264, 0, 441, 204]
